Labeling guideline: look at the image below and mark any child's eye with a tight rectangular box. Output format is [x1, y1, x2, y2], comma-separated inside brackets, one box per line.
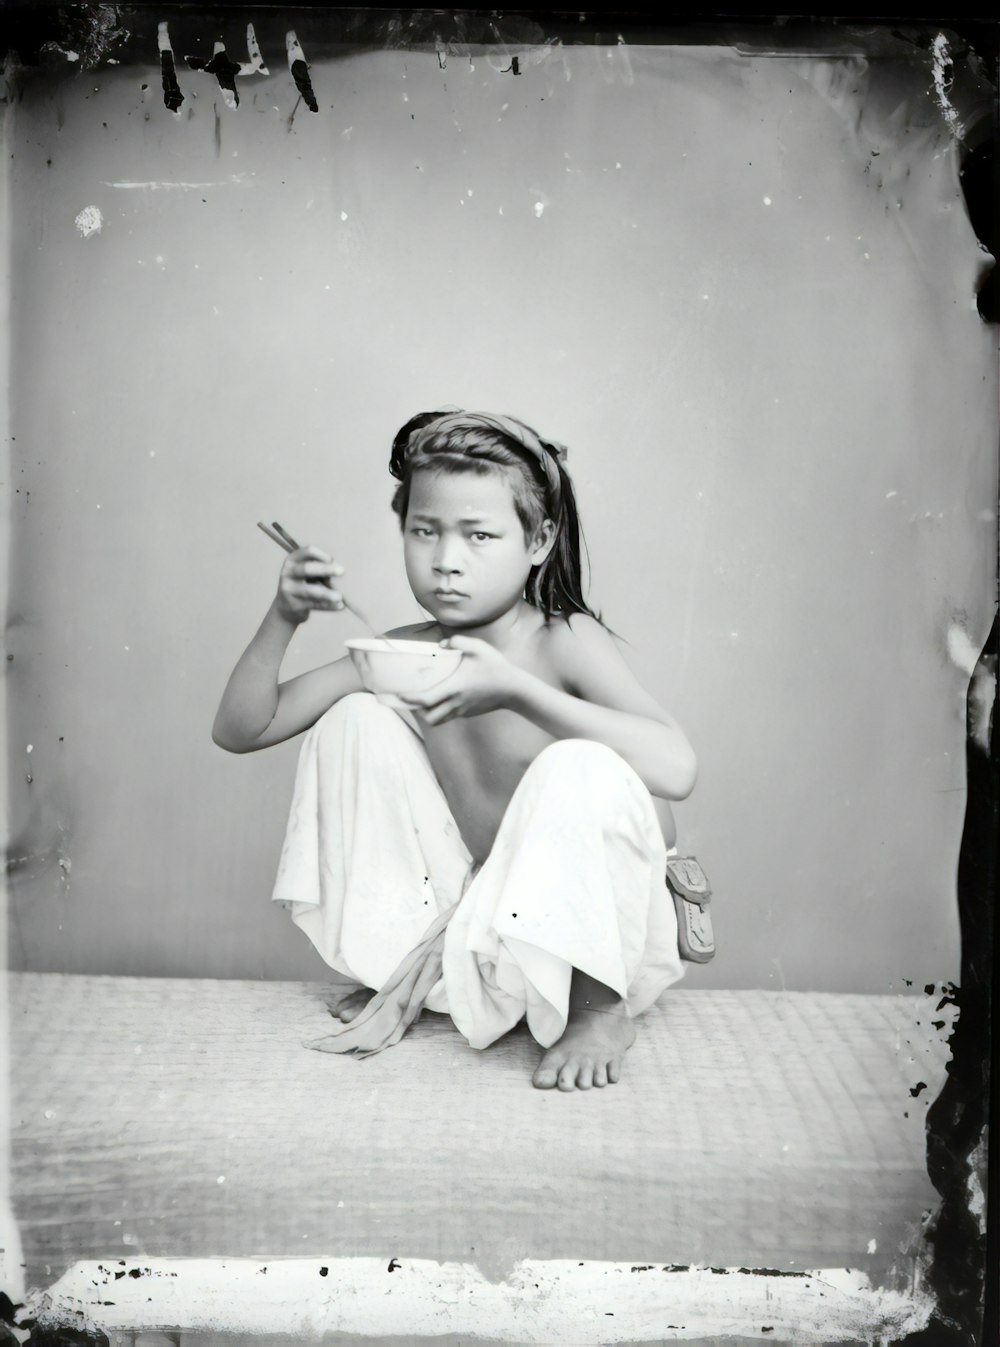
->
[470, 532, 494, 542]
[409, 527, 434, 537]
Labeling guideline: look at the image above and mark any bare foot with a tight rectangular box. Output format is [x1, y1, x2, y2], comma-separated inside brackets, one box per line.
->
[532, 971, 636, 1091]
[327, 985, 376, 1023]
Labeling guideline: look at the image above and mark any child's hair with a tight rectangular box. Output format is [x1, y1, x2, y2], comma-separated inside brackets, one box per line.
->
[389, 409, 603, 625]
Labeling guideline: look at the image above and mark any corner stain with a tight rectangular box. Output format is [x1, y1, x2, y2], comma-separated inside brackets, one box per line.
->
[735, 1267, 809, 1278]
[287, 31, 318, 112]
[244, 23, 268, 75]
[919, 615, 997, 1341]
[158, 23, 183, 112]
[930, 33, 965, 142]
[186, 44, 242, 109]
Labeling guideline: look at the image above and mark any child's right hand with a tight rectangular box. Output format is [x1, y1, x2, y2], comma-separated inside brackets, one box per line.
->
[275, 546, 346, 624]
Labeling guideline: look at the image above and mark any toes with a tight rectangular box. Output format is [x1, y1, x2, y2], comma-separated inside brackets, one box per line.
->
[592, 1063, 608, 1088]
[557, 1062, 578, 1092]
[532, 1057, 560, 1089]
[607, 1057, 623, 1085]
[576, 1062, 594, 1090]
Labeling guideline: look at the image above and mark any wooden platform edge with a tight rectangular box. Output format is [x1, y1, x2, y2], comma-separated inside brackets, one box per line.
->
[14, 1256, 934, 1345]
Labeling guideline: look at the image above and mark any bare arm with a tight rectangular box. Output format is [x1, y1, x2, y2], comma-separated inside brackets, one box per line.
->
[212, 546, 364, 753]
[404, 615, 697, 801]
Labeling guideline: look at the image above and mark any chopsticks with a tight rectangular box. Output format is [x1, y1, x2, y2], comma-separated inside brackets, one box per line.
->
[257, 520, 381, 637]
[257, 520, 299, 553]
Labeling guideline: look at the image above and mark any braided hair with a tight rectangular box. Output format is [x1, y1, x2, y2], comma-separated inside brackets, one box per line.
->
[389, 409, 604, 626]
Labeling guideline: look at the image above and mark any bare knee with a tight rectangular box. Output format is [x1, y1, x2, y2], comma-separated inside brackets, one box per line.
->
[534, 737, 626, 768]
[526, 737, 634, 788]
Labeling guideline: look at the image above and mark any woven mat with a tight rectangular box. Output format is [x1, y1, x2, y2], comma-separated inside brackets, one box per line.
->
[8, 974, 950, 1290]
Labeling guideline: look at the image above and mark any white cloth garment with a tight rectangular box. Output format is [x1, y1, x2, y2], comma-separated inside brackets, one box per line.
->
[272, 693, 684, 1051]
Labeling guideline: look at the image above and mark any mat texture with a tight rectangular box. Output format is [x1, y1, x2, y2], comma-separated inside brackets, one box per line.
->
[9, 974, 950, 1290]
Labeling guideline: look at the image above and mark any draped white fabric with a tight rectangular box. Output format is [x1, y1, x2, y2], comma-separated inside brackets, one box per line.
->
[272, 694, 684, 1051]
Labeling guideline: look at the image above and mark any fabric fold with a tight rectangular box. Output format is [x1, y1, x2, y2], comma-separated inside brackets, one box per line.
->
[274, 695, 684, 1057]
[305, 903, 459, 1058]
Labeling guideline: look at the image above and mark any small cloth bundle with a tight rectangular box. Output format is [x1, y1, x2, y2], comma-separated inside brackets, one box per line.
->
[305, 903, 458, 1059]
[306, 857, 716, 1060]
[666, 855, 716, 963]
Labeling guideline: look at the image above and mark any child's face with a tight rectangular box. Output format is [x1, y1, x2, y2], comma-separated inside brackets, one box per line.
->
[403, 468, 552, 628]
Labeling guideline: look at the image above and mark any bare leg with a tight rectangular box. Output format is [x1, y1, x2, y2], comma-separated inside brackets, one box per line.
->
[531, 969, 637, 1092]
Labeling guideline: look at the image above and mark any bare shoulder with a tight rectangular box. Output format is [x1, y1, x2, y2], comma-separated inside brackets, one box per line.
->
[545, 612, 674, 722]
[539, 612, 620, 689]
[544, 612, 624, 667]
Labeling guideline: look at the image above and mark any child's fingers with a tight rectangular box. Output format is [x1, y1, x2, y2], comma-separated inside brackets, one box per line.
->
[285, 579, 345, 610]
[295, 544, 336, 564]
[285, 554, 344, 580]
[401, 684, 450, 711]
[420, 696, 463, 725]
[301, 558, 345, 579]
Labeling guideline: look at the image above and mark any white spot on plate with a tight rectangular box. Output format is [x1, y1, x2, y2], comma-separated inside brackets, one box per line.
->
[26, 744, 33, 753]
[340, 211, 348, 222]
[763, 195, 772, 205]
[867, 1239, 878, 1254]
[885, 490, 897, 499]
[534, 201, 545, 218]
[217, 1176, 226, 1185]
[75, 205, 103, 238]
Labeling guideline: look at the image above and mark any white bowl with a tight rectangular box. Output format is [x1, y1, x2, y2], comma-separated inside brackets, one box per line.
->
[345, 638, 463, 700]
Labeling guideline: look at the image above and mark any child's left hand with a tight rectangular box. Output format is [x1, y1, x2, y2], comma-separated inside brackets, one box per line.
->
[401, 637, 523, 724]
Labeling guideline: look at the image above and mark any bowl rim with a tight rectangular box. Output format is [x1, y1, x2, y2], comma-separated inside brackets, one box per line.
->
[344, 637, 455, 656]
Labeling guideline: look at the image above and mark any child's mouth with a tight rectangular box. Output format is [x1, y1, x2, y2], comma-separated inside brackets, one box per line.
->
[433, 589, 467, 602]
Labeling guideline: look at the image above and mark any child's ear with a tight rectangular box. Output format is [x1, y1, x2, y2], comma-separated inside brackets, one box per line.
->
[530, 519, 557, 566]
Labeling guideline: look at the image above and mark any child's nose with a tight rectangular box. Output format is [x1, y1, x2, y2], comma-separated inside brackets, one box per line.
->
[432, 541, 464, 574]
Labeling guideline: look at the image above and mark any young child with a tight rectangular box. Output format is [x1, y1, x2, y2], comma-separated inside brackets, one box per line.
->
[213, 409, 698, 1092]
